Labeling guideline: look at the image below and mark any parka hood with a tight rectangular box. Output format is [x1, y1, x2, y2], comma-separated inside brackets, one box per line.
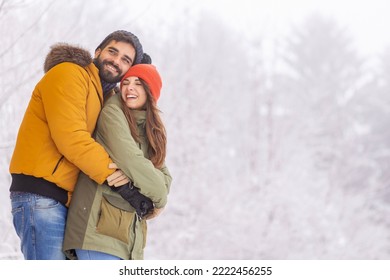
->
[44, 43, 93, 73]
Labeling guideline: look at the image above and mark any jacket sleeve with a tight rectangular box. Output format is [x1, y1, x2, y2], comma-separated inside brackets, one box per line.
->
[159, 164, 172, 195]
[40, 62, 113, 184]
[96, 101, 169, 208]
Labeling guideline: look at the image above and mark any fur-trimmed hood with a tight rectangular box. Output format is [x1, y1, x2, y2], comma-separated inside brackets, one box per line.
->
[44, 43, 93, 73]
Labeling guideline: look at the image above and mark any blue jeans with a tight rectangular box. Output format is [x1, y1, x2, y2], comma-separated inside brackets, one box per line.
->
[76, 249, 122, 260]
[10, 192, 67, 260]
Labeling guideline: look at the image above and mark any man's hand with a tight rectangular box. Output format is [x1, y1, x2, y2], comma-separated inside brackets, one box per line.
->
[107, 163, 130, 187]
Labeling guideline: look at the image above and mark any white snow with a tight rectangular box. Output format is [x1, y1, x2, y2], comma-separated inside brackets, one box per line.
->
[1, 0, 390, 260]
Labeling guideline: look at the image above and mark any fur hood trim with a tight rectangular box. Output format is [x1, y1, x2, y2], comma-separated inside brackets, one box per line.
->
[44, 43, 93, 73]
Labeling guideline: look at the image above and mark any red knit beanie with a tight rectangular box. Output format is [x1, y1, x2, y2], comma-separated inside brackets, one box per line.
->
[120, 64, 162, 102]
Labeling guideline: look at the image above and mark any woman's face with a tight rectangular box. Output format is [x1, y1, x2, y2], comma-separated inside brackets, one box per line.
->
[121, 76, 147, 110]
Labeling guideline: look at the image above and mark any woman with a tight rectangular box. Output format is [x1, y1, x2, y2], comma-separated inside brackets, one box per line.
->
[63, 64, 172, 260]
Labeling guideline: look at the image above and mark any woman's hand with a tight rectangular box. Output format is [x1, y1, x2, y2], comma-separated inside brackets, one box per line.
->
[146, 207, 164, 220]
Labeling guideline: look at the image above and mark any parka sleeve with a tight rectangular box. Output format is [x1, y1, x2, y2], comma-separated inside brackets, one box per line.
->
[96, 101, 169, 208]
[159, 164, 172, 194]
[40, 63, 113, 184]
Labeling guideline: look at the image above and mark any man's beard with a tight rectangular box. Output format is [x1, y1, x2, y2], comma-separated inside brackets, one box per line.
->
[94, 57, 122, 83]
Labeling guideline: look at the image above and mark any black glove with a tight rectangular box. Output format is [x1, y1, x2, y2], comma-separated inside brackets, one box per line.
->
[112, 182, 154, 219]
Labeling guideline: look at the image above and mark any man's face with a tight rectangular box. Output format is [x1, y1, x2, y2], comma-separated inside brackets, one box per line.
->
[94, 40, 136, 83]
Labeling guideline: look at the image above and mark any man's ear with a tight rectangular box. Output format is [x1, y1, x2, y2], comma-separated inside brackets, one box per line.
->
[94, 48, 101, 58]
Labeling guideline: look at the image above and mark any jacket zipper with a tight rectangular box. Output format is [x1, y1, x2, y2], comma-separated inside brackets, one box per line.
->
[129, 217, 138, 259]
[52, 156, 64, 175]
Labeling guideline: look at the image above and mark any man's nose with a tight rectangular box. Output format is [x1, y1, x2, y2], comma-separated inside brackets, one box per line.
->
[112, 56, 120, 66]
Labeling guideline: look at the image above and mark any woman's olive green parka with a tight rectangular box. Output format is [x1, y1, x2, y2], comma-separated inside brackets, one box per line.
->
[63, 94, 172, 260]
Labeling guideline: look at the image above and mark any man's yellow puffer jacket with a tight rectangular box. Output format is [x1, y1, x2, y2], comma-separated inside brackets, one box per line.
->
[9, 43, 114, 206]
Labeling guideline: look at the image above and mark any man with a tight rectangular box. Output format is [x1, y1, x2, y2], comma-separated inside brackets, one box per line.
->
[9, 30, 146, 260]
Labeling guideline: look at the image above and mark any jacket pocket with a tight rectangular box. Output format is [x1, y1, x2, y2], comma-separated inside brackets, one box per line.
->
[96, 194, 134, 244]
[52, 156, 64, 174]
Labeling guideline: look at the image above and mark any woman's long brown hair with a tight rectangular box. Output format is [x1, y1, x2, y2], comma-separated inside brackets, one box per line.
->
[120, 79, 167, 169]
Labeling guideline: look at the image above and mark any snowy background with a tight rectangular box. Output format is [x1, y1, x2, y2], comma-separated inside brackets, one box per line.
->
[1, 0, 390, 259]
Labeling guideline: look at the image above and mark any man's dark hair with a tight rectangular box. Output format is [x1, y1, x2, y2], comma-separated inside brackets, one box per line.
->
[96, 30, 144, 65]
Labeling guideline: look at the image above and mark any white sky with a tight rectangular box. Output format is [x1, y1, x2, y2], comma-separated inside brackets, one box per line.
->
[196, 0, 390, 56]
